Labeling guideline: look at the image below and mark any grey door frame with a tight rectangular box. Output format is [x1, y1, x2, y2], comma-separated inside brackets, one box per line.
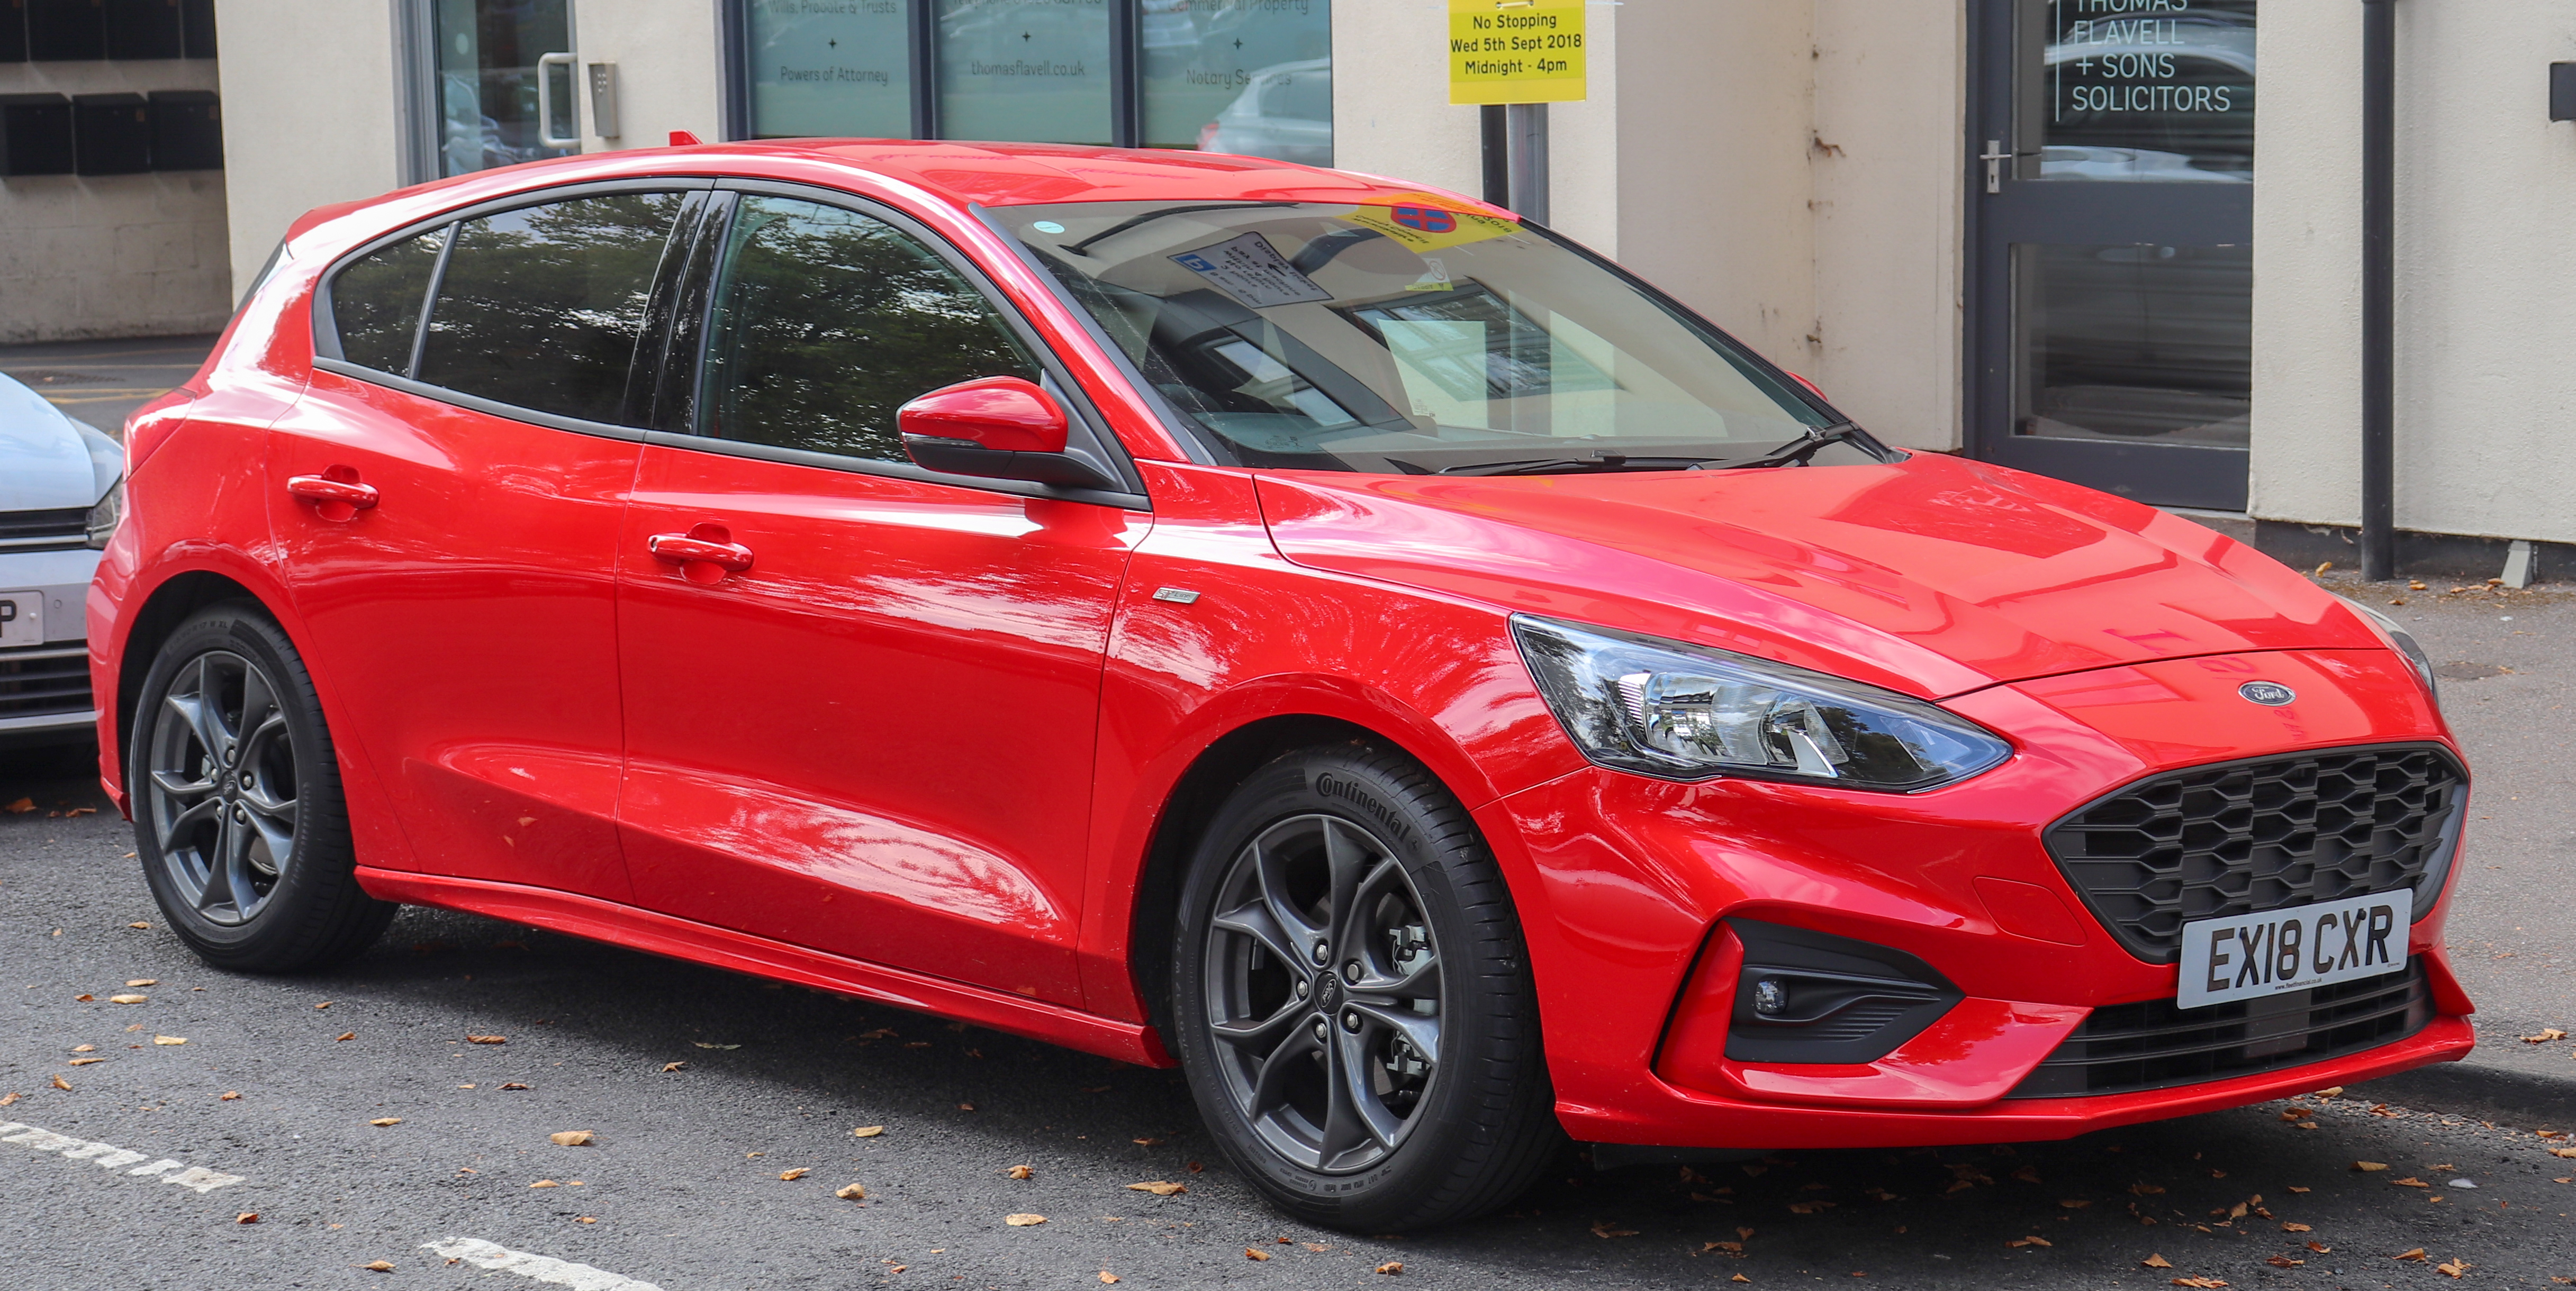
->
[1964, 0, 2254, 513]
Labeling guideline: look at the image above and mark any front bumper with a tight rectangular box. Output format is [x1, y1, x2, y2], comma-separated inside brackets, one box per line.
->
[1477, 648, 2473, 1150]
[0, 547, 101, 745]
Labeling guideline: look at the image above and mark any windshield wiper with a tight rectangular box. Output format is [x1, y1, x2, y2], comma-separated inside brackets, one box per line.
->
[1704, 423, 1867, 470]
[1428, 456, 1722, 477]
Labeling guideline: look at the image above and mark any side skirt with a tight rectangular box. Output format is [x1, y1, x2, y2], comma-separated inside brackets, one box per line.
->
[354, 867, 1176, 1068]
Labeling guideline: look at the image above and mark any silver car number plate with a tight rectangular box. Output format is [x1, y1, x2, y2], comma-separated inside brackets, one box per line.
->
[0, 591, 41, 649]
[2175, 889, 2409, 1010]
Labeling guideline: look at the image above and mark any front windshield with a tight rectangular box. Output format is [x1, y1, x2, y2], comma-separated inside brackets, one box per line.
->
[991, 198, 1866, 475]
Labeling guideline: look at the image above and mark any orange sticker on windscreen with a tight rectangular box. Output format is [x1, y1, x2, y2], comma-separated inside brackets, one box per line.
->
[1343, 193, 1521, 253]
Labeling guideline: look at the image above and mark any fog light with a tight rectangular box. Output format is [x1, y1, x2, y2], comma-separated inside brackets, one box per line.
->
[1752, 978, 1788, 1016]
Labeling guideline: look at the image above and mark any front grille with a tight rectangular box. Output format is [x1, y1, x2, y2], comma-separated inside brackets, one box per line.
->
[0, 508, 88, 551]
[2008, 960, 2431, 1098]
[2044, 744, 2465, 962]
[0, 647, 93, 719]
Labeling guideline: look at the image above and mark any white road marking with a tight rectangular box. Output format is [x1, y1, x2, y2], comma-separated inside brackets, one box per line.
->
[422, 1238, 665, 1291]
[0, 1122, 247, 1193]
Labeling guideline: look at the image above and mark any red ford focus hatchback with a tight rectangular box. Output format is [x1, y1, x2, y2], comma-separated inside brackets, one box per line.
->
[89, 140, 2474, 1231]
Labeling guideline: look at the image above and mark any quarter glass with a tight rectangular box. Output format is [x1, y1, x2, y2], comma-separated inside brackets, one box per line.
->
[332, 230, 445, 378]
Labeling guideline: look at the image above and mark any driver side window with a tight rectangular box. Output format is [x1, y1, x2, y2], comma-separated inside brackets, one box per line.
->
[697, 195, 1041, 463]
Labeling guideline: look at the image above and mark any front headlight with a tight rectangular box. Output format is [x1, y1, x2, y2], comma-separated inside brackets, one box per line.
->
[2334, 593, 2441, 710]
[85, 476, 122, 550]
[1510, 614, 2013, 792]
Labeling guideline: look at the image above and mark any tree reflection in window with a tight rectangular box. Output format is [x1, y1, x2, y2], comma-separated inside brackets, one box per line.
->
[701, 196, 1040, 463]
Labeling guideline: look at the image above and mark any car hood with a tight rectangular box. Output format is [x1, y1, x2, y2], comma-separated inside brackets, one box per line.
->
[0, 374, 117, 512]
[1253, 452, 2378, 701]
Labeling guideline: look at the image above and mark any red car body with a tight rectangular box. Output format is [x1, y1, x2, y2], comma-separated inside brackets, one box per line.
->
[88, 141, 2473, 1153]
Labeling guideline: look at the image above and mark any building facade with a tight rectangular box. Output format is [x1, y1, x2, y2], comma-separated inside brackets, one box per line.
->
[15, 1, 2570, 575]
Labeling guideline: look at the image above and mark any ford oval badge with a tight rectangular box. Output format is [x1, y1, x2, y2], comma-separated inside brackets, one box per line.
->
[2238, 681, 2297, 707]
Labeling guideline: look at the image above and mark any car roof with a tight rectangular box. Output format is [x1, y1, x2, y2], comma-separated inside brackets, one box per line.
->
[288, 141, 1501, 247]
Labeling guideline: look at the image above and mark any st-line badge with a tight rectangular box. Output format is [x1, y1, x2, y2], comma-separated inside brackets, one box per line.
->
[2239, 681, 2297, 706]
[2174, 888, 2410, 1010]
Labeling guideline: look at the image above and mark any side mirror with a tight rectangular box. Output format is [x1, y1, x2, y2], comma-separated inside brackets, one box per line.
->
[898, 376, 1123, 492]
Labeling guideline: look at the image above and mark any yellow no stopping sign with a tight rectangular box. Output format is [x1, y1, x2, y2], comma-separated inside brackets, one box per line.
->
[1449, 0, 1587, 105]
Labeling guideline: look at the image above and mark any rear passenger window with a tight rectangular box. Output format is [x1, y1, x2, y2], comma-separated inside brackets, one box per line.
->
[415, 192, 685, 425]
[698, 195, 1040, 462]
[331, 230, 445, 376]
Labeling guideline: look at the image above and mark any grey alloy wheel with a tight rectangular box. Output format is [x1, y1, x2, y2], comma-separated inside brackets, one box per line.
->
[142, 648, 300, 925]
[1203, 812, 1443, 1174]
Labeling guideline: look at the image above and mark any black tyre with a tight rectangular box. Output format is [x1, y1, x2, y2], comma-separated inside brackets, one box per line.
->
[1171, 743, 1561, 1231]
[130, 603, 394, 971]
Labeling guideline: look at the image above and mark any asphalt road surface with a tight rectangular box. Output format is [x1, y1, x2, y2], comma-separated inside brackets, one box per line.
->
[3, 576, 2571, 1290]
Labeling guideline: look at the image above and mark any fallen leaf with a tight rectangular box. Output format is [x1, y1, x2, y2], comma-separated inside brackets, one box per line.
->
[2438, 1260, 2473, 1278]
[2396, 1248, 2429, 1262]
[125, 979, 156, 987]
[1787, 1201, 1835, 1215]
[2286, 1186, 2310, 1193]
[1007, 1165, 1034, 1180]
[2550, 1147, 2576, 1159]
[71, 1044, 98, 1053]
[153, 1035, 185, 1045]
[1707, 1241, 1745, 1254]
[1732, 1277, 1750, 1285]
[2005, 1235, 2051, 1248]
[466, 1035, 506, 1044]
[836, 1183, 867, 1201]
[1590, 1220, 1638, 1237]
[550, 1131, 594, 1147]
[959, 1102, 975, 1112]
[67, 1058, 103, 1067]
[1133, 1137, 1164, 1146]
[1126, 1181, 1187, 1196]
[1099, 1274, 1120, 1285]
[2282, 1222, 2311, 1232]
[1244, 1248, 1272, 1261]
[2059, 1199, 2092, 1209]
[128, 922, 148, 930]
[236, 1212, 259, 1224]
[500, 1083, 530, 1090]
[1005, 1214, 1046, 1226]
[363, 1260, 396, 1272]
[1377, 1263, 1404, 1276]
[2131, 1183, 2167, 1195]
[2525, 1029, 2569, 1043]
[1738, 1227, 1756, 1240]
[575, 1217, 595, 1224]
[2265, 1257, 2303, 1269]
[853, 1125, 885, 1138]
[3, 797, 31, 813]
[2391, 1177, 2429, 1188]
[73, 994, 92, 1002]
[0, 1093, 17, 1105]
[2353, 1161, 2389, 1171]
[2012, 1165, 2042, 1183]
[529, 1180, 559, 1188]
[692, 1042, 740, 1050]
[109, 994, 147, 1004]
[336, 1032, 355, 1042]
[2170, 1279, 2228, 1289]
[2142, 1254, 2174, 1269]
[2280, 1107, 2312, 1121]
[219, 1091, 239, 1101]
[779, 1168, 809, 1181]
[369, 1117, 402, 1126]
[2307, 1242, 2331, 1253]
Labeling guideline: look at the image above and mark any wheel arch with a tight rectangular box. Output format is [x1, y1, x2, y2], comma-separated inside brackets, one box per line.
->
[111, 569, 281, 788]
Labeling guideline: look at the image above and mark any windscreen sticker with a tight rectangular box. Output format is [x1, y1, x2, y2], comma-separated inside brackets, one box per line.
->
[1343, 193, 1522, 254]
[1170, 232, 1334, 309]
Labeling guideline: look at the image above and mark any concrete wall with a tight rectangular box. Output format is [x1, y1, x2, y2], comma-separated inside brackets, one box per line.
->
[214, 0, 407, 291]
[0, 57, 230, 343]
[1330, 0, 1966, 452]
[2254, 1, 2576, 545]
[574, 0, 727, 153]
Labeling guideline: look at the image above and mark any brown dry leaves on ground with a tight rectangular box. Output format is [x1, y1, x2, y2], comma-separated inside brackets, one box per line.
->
[549, 1131, 593, 1147]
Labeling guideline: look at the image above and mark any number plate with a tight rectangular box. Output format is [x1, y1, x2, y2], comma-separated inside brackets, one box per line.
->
[0, 591, 41, 649]
[2175, 890, 2410, 1010]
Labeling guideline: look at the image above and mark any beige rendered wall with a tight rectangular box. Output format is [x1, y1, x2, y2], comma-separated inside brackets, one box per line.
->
[214, 0, 406, 290]
[0, 56, 231, 343]
[2254, 2, 2576, 544]
[1331, 0, 1965, 451]
[575, 0, 726, 153]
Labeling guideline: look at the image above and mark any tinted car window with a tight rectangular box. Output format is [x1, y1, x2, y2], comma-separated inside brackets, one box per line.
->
[417, 192, 684, 425]
[698, 195, 1040, 462]
[331, 229, 445, 376]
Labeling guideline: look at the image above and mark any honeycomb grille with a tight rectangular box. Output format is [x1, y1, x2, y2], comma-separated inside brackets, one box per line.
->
[2044, 745, 2466, 963]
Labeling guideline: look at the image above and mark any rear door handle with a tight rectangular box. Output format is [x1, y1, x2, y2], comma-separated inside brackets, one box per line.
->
[286, 472, 377, 520]
[647, 531, 754, 573]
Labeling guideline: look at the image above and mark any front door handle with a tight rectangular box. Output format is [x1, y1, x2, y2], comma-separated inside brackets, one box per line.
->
[286, 471, 377, 522]
[647, 527, 754, 580]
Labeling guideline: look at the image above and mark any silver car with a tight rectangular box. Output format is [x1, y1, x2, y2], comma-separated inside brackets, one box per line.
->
[0, 372, 121, 748]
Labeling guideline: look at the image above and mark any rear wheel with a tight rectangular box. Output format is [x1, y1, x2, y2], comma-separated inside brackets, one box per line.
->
[131, 603, 394, 971]
[1171, 744, 1560, 1231]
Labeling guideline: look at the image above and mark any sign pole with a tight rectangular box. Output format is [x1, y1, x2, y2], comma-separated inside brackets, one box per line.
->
[1506, 103, 1549, 225]
[1449, 0, 1585, 223]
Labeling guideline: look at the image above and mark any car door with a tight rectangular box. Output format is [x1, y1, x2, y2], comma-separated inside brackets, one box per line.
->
[613, 188, 1149, 1006]
[274, 184, 707, 898]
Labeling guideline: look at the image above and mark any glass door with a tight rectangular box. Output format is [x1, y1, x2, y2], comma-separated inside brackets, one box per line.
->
[1968, 0, 2256, 511]
[435, 0, 579, 177]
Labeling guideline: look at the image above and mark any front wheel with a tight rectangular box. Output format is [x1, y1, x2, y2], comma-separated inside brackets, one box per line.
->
[1171, 744, 1561, 1231]
[130, 603, 394, 971]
